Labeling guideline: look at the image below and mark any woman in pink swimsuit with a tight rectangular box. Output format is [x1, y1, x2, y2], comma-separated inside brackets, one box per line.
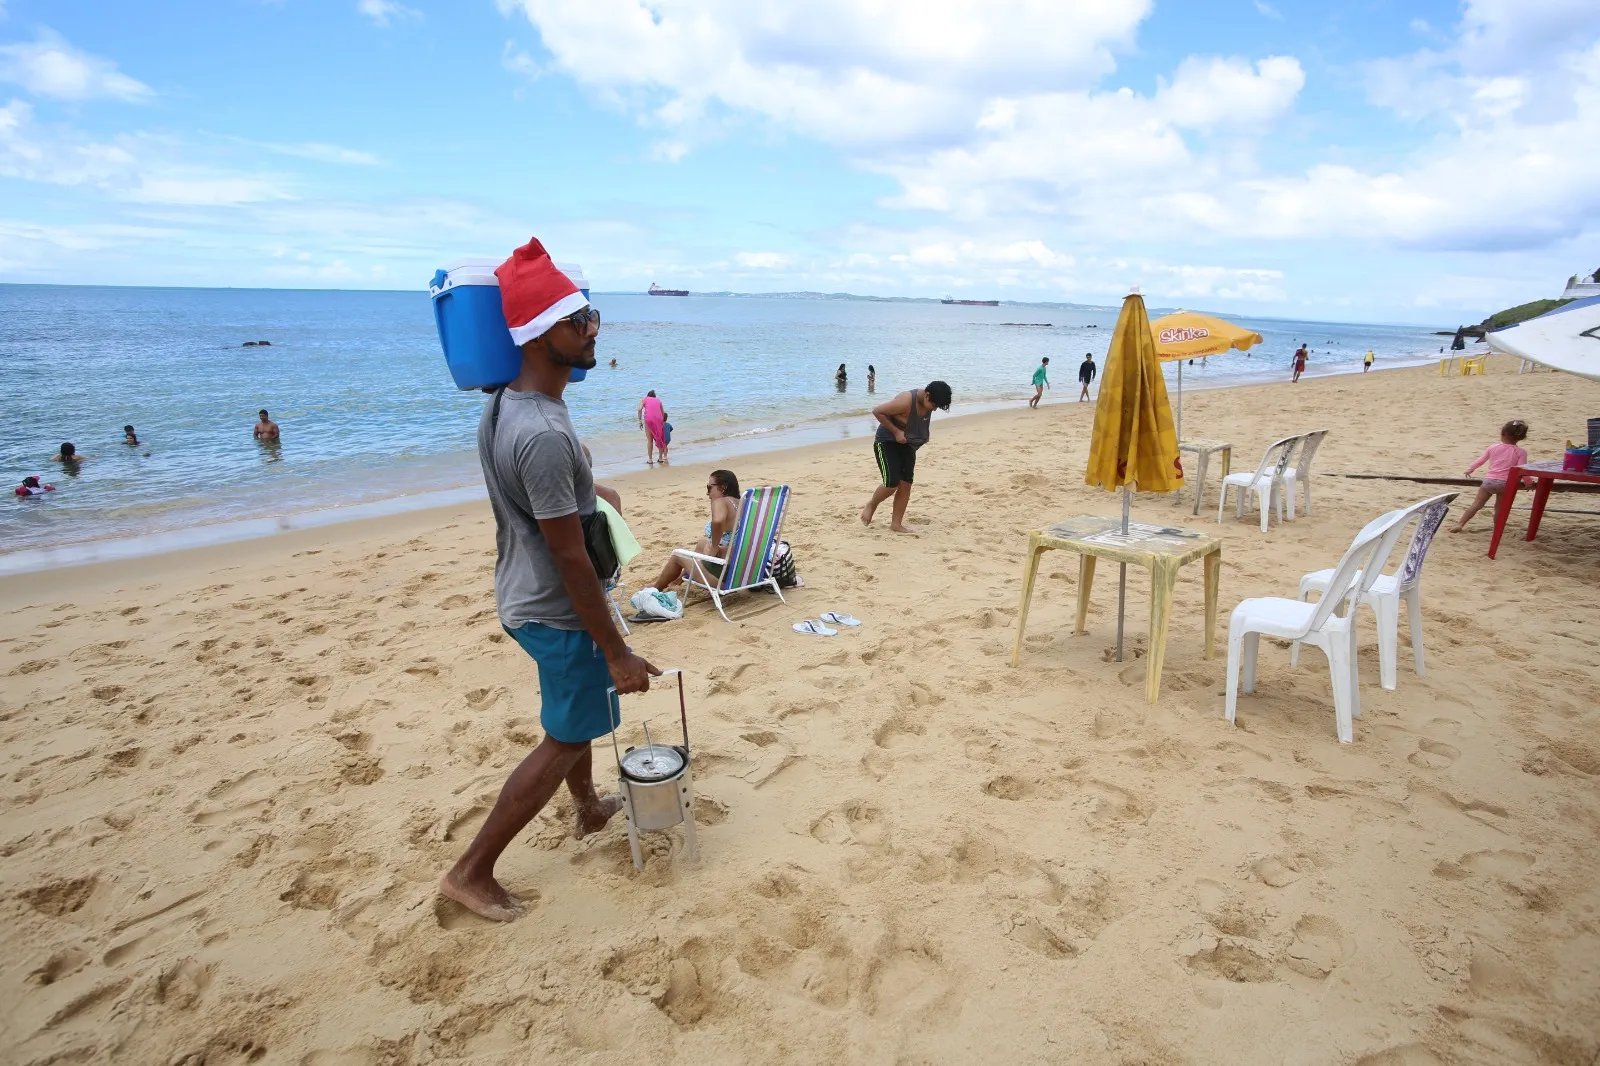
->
[637, 390, 669, 465]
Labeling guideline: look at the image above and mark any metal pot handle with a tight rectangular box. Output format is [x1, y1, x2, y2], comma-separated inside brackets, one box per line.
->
[607, 669, 686, 774]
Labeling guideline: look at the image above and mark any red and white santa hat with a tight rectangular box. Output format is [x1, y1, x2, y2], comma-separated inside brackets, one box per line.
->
[495, 236, 588, 346]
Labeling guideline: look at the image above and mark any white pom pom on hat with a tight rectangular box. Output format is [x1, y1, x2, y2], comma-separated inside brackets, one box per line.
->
[495, 237, 589, 347]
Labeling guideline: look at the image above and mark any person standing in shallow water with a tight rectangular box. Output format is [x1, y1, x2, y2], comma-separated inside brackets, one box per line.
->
[859, 380, 952, 534]
[440, 236, 657, 924]
[637, 390, 668, 465]
[254, 409, 280, 441]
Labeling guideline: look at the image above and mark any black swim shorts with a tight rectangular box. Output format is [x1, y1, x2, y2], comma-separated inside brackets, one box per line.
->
[874, 439, 916, 487]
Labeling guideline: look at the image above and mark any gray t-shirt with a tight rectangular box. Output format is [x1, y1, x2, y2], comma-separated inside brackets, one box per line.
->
[478, 388, 596, 630]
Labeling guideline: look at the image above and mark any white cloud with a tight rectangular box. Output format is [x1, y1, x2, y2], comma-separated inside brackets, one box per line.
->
[358, 0, 422, 27]
[0, 32, 151, 102]
[502, 0, 1599, 264]
[1253, 1, 1282, 20]
[498, 0, 1151, 149]
[0, 99, 293, 205]
[262, 141, 381, 166]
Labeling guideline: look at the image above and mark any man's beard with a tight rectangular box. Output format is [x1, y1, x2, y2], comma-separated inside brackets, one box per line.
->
[550, 339, 598, 370]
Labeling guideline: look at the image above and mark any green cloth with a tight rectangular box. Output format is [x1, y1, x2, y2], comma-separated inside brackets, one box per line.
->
[594, 497, 641, 567]
[1032, 365, 1049, 386]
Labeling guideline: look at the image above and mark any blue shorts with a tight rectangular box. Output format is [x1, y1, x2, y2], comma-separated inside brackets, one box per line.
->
[503, 622, 618, 744]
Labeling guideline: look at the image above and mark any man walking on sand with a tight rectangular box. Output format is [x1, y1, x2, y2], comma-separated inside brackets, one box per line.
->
[860, 380, 952, 534]
[1363, 349, 1375, 372]
[1292, 345, 1308, 383]
[1029, 357, 1049, 409]
[1078, 352, 1097, 401]
[441, 236, 657, 924]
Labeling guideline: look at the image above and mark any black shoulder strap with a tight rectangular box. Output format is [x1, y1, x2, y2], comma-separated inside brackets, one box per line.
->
[490, 385, 506, 432]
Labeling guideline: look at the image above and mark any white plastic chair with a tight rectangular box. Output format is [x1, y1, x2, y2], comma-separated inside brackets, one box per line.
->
[1282, 429, 1330, 519]
[1217, 435, 1300, 533]
[1294, 492, 1456, 690]
[1224, 506, 1412, 743]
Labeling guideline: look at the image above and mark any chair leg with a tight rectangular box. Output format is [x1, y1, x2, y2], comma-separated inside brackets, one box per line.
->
[1326, 637, 1355, 744]
[1258, 487, 1270, 533]
[1291, 582, 1313, 668]
[769, 578, 788, 605]
[1303, 478, 1312, 517]
[1374, 592, 1399, 691]
[1217, 485, 1228, 524]
[1241, 631, 1260, 694]
[1406, 588, 1426, 677]
[1347, 625, 1362, 721]
[1225, 627, 1245, 724]
[707, 587, 733, 624]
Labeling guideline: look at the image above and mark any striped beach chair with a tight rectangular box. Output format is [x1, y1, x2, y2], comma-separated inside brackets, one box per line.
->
[672, 485, 791, 622]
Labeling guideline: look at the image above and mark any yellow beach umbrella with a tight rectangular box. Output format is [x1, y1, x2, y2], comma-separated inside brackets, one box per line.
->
[1148, 310, 1263, 440]
[1086, 290, 1183, 661]
[1087, 291, 1184, 495]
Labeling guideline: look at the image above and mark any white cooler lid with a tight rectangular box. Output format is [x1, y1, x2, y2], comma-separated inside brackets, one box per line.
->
[434, 258, 586, 291]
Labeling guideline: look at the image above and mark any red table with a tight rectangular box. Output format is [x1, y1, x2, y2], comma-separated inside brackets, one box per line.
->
[1487, 459, 1600, 558]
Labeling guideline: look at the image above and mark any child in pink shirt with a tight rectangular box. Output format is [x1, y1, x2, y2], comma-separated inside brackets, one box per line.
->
[1450, 419, 1529, 532]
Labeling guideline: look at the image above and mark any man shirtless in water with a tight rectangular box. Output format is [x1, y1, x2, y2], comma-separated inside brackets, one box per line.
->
[254, 409, 280, 441]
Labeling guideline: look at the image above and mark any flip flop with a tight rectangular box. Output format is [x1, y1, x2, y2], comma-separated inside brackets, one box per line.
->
[819, 611, 861, 627]
[792, 620, 837, 636]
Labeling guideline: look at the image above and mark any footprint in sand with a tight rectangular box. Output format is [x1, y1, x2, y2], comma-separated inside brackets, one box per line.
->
[1250, 854, 1314, 888]
[1407, 739, 1460, 769]
[1282, 915, 1345, 979]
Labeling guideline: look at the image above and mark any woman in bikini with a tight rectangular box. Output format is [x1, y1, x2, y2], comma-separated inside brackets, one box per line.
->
[641, 469, 741, 594]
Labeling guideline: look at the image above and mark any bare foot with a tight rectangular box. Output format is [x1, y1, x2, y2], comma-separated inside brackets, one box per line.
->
[860, 505, 874, 526]
[439, 868, 524, 923]
[889, 523, 922, 534]
[1448, 525, 1463, 534]
[575, 793, 625, 839]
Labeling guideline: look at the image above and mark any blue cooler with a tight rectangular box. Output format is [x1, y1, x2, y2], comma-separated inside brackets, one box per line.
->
[430, 259, 590, 390]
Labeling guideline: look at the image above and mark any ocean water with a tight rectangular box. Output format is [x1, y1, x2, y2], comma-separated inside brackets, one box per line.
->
[0, 284, 1447, 557]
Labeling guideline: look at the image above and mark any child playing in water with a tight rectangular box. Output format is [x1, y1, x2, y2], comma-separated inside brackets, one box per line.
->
[1450, 419, 1530, 533]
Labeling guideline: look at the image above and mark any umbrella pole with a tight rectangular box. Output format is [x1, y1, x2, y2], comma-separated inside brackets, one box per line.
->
[1176, 360, 1183, 441]
[1116, 486, 1130, 662]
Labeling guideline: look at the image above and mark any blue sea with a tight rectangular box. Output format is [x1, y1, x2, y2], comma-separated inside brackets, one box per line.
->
[0, 284, 1449, 559]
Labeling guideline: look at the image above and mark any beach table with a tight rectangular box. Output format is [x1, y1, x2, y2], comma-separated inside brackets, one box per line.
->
[1487, 460, 1600, 559]
[1010, 516, 1222, 703]
[1178, 439, 1232, 516]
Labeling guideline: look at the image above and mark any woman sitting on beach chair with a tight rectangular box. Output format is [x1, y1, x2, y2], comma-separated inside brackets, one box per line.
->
[636, 469, 741, 599]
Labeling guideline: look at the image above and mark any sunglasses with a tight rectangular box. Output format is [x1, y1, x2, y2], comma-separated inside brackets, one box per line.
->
[565, 306, 601, 331]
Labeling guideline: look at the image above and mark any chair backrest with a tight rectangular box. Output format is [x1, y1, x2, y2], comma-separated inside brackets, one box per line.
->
[1293, 429, 1330, 474]
[1396, 492, 1458, 588]
[1304, 507, 1410, 633]
[1252, 435, 1302, 483]
[719, 485, 790, 591]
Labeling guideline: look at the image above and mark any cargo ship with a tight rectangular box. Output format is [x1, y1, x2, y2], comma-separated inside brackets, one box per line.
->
[941, 296, 999, 306]
[648, 283, 690, 296]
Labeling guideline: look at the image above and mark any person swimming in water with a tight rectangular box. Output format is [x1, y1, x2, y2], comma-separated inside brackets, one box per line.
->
[254, 409, 280, 441]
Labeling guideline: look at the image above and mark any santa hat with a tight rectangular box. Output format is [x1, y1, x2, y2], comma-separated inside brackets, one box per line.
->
[495, 237, 588, 346]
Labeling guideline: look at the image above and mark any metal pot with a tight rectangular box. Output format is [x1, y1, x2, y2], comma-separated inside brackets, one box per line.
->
[609, 671, 700, 869]
[619, 744, 690, 831]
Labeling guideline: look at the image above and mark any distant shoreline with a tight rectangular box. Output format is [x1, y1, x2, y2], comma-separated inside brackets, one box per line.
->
[2, 282, 1460, 331]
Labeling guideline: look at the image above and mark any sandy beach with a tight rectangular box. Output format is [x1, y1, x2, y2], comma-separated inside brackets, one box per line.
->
[4, 359, 1598, 1065]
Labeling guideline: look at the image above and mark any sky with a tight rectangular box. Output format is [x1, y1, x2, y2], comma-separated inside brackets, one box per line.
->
[0, 0, 1596, 324]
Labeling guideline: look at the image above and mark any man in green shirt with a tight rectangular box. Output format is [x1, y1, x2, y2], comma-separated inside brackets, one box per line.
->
[1029, 357, 1049, 409]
